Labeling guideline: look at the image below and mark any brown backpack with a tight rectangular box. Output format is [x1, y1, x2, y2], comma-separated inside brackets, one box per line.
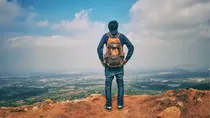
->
[104, 33, 125, 67]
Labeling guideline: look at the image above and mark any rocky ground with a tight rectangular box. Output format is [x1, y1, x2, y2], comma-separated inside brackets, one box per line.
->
[0, 88, 209, 118]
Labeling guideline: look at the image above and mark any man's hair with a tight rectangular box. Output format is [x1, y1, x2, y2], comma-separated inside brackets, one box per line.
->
[108, 20, 118, 31]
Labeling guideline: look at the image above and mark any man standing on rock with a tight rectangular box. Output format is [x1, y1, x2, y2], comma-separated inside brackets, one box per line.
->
[97, 20, 134, 110]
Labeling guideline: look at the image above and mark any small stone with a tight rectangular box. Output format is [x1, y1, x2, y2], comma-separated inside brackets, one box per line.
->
[156, 97, 169, 102]
[0, 107, 9, 110]
[90, 97, 99, 101]
[197, 97, 203, 102]
[124, 109, 129, 113]
[188, 88, 196, 92]
[40, 114, 44, 118]
[73, 99, 83, 103]
[39, 104, 44, 109]
[170, 97, 177, 101]
[177, 101, 184, 108]
[90, 94, 101, 97]
[86, 94, 101, 101]
[24, 108, 28, 111]
[32, 106, 38, 110]
[44, 99, 53, 104]
[49, 103, 54, 108]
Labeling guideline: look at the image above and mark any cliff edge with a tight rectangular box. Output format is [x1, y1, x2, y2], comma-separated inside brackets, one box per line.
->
[0, 88, 209, 118]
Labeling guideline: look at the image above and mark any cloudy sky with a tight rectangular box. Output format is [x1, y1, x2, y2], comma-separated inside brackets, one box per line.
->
[0, 0, 209, 73]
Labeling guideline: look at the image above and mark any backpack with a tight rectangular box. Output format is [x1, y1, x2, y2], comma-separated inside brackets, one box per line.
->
[104, 33, 125, 67]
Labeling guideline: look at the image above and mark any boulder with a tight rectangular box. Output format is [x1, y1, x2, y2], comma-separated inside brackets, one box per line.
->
[164, 90, 174, 96]
[157, 106, 180, 118]
[187, 88, 197, 101]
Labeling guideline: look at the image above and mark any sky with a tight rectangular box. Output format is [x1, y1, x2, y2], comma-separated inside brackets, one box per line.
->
[0, 0, 209, 73]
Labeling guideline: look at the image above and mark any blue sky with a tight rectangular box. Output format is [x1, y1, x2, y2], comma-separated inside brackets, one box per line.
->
[0, 0, 209, 73]
[4, 0, 137, 36]
[17, 0, 137, 23]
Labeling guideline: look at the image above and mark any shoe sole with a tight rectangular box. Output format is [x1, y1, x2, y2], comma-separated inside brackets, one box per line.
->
[104, 106, 112, 111]
[105, 108, 112, 111]
[117, 106, 123, 110]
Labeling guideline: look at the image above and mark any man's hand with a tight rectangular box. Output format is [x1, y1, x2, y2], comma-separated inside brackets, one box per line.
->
[101, 61, 106, 67]
[123, 60, 127, 65]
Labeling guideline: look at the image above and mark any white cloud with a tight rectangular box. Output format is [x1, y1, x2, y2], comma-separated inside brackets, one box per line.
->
[2, 34, 103, 71]
[0, 0, 36, 26]
[1, 1, 209, 72]
[36, 20, 49, 27]
[0, 0, 20, 25]
[123, 0, 210, 69]
[4, 9, 106, 48]
[25, 12, 37, 22]
[1, 9, 106, 71]
[52, 9, 105, 33]
[4, 35, 86, 48]
[129, 0, 209, 29]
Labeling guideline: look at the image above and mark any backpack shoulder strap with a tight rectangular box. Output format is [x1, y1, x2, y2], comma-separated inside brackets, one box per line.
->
[115, 33, 120, 38]
[107, 33, 113, 38]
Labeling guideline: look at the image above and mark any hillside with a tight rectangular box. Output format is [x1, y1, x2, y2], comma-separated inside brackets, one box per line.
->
[0, 88, 209, 118]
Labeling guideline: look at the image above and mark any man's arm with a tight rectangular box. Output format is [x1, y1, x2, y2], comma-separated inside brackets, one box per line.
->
[123, 34, 134, 62]
[97, 34, 107, 63]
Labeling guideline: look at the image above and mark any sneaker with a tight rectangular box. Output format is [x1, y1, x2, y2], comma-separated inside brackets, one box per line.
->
[117, 105, 123, 109]
[104, 104, 112, 110]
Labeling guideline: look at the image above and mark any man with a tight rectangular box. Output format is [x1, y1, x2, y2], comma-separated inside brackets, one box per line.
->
[97, 20, 134, 110]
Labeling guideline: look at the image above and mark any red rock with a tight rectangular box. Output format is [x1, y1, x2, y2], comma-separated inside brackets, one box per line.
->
[157, 106, 180, 118]
[188, 88, 197, 101]
[163, 90, 174, 96]
[45, 99, 54, 104]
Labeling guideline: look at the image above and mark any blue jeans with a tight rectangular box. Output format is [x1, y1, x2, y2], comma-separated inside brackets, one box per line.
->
[105, 65, 124, 106]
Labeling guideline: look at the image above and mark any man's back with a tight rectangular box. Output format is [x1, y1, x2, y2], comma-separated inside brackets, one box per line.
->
[97, 20, 134, 111]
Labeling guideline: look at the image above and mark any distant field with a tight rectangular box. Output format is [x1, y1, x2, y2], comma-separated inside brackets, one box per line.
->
[0, 69, 209, 107]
